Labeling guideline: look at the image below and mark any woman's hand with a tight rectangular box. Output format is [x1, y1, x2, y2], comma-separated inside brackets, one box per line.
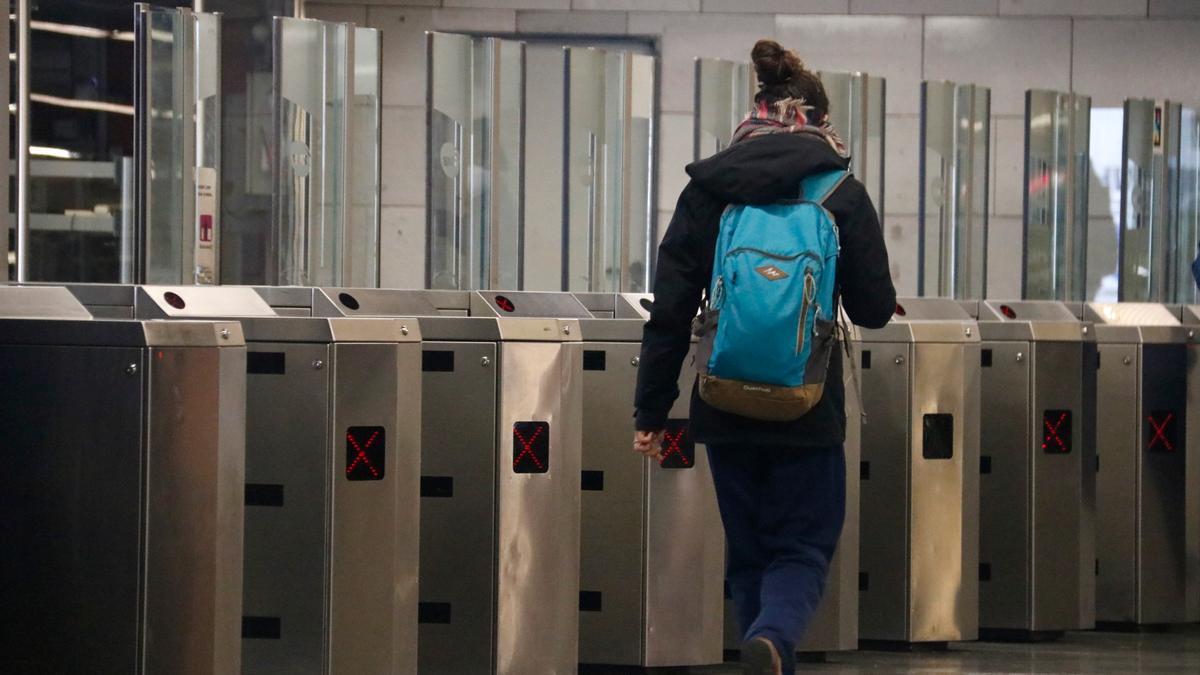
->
[633, 430, 664, 462]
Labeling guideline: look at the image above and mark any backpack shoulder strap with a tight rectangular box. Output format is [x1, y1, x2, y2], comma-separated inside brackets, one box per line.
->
[798, 169, 850, 206]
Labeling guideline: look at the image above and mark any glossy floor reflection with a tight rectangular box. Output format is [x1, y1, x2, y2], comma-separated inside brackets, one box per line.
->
[583, 625, 1200, 673]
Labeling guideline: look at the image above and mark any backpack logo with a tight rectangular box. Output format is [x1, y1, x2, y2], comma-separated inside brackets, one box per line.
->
[755, 265, 789, 281]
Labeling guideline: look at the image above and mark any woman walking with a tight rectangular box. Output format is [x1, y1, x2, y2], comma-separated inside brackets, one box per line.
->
[632, 40, 896, 674]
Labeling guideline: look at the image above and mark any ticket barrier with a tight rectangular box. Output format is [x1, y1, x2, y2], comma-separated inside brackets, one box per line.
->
[257, 287, 584, 675]
[0, 286, 246, 674]
[1081, 303, 1192, 626]
[858, 298, 981, 646]
[510, 291, 724, 667]
[966, 300, 1097, 638]
[68, 284, 422, 674]
[721, 319, 864, 658]
[1172, 305, 1200, 623]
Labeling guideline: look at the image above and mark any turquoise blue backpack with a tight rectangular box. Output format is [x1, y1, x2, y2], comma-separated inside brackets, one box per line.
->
[693, 169, 849, 421]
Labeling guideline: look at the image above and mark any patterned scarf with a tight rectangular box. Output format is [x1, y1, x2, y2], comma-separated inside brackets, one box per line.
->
[731, 97, 849, 159]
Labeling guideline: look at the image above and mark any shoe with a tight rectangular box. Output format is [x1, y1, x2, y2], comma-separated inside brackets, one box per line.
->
[740, 636, 782, 675]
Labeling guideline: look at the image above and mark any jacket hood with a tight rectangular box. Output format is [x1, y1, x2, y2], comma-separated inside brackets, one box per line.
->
[685, 133, 850, 204]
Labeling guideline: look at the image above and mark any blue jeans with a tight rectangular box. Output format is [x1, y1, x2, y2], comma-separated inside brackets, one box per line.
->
[707, 443, 846, 671]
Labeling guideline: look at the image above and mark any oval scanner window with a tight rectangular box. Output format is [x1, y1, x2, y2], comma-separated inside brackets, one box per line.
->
[1000, 304, 1017, 319]
[339, 292, 360, 311]
[894, 303, 907, 317]
[164, 291, 186, 310]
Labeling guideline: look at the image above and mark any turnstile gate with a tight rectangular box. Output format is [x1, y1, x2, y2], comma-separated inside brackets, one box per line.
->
[858, 298, 981, 645]
[258, 287, 584, 675]
[500, 291, 726, 667]
[0, 286, 246, 674]
[1174, 305, 1200, 623]
[967, 300, 1097, 637]
[1082, 303, 1191, 626]
[69, 284, 422, 674]
[721, 317, 863, 657]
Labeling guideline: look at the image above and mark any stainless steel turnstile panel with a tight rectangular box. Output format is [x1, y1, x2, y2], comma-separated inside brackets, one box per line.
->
[858, 299, 980, 643]
[1179, 306, 1200, 622]
[567, 292, 724, 667]
[121, 285, 421, 674]
[278, 288, 583, 675]
[1085, 303, 1189, 625]
[970, 300, 1094, 635]
[0, 308, 246, 674]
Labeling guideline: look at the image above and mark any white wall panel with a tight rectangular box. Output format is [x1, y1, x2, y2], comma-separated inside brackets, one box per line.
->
[1149, 0, 1200, 17]
[850, 0, 998, 15]
[986, 216, 1023, 299]
[924, 17, 1071, 116]
[998, 0, 1147, 17]
[1073, 19, 1200, 107]
[368, 7, 434, 108]
[702, 0, 849, 13]
[992, 116, 1025, 217]
[575, 0, 701, 12]
[658, 112, 695, 212]
[380, 206, 427, 289]
[380, 106, 427, 207]
[775, 15, 924, 114]
[886, 215, 920, 296]
[883, 114, 920, 216]
[446, 0, 570, 10]
[516, 10, 629, 33]
[305, 3, 368, 24]
[629, 12, 775, 113]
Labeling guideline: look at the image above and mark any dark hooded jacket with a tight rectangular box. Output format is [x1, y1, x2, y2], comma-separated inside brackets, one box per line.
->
[634, 132, 896, 446]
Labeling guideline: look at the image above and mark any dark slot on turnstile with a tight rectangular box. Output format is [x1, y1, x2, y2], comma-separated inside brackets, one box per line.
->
[860, 461, 870, 480]
[859, 573, 869, 591]
[922, 414, 954, 460]
[243, 616, 281, 639]
[861, 350, 872, 369]
[979, 564, 991, 582]
[579, 591, 603, 612]
[245, 483, 284, 506]
[423, 350, 455, 372]
[419, 603, 452, 624]
[980, 456, 992, 474]
[581, 471, 604, 491]
[247, 351, 286, 374]
[981, 349, 993, 368]
[583, 350, 607, 371]
[421, 476, 454, 498]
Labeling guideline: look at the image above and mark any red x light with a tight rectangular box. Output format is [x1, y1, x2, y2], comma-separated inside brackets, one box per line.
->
[1146, 412, 1177, 453]
[1042, 410, 1072, 454]
[513, 421, 550, 474]
[346, 426, 386, 481]
[659, 420, 695, 470]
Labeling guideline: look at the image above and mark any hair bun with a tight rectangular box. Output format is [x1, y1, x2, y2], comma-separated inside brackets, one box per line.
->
[751, 39, 804, 87]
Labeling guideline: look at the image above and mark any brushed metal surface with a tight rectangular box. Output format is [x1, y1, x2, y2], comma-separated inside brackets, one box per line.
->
[145, 344, 246, 674]
[1079, 336, 1099, 630]
[579, 341, 648, 666]
[979, 340, 1033, 630]
[418, 342, 499, 675]
[1029, 341, 1086, 631]
[1, 345, 146, 673]
[909, 340, 978, 643]
[136, 285, 276, 318]
[1085, 302, 1182, 327]
[242, 342, 333, 674]
[470, 290, 594, 319]
[329, 343, 416, 675]
[644, 343, 724, 667]
[1182, 307, 1200, 622]
[859, 341, 913, 640]
[0, 285, 92, 318]
[494, 341, 583, 674]
[1095, 342, 1140, 623]
[1136, 344, 1188, 624]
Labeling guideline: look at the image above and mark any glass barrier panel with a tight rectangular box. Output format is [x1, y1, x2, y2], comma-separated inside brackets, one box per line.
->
[521, 45, 566, 291]
[492, 38, 524, 291]
[345, 26, 381, 288]
[865, 75, 886, 213]
[273, 17, 350, 287]
[920, 81, 955, 297]
[427, 32, 474, 289]
[1176, 108, 1200, 304]
[566, 47, 606, 292]
[1120, 99, 1160, 301]
[623, 53, 655, 293]
[1024, 90, 1058, 299]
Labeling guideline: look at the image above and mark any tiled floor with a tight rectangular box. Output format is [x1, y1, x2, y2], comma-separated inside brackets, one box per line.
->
[584, 625, 1200, 673]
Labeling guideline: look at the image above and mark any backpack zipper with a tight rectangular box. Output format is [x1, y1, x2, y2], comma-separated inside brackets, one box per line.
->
[797, 268, 816, 355]
[727, 247, 821, 264]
